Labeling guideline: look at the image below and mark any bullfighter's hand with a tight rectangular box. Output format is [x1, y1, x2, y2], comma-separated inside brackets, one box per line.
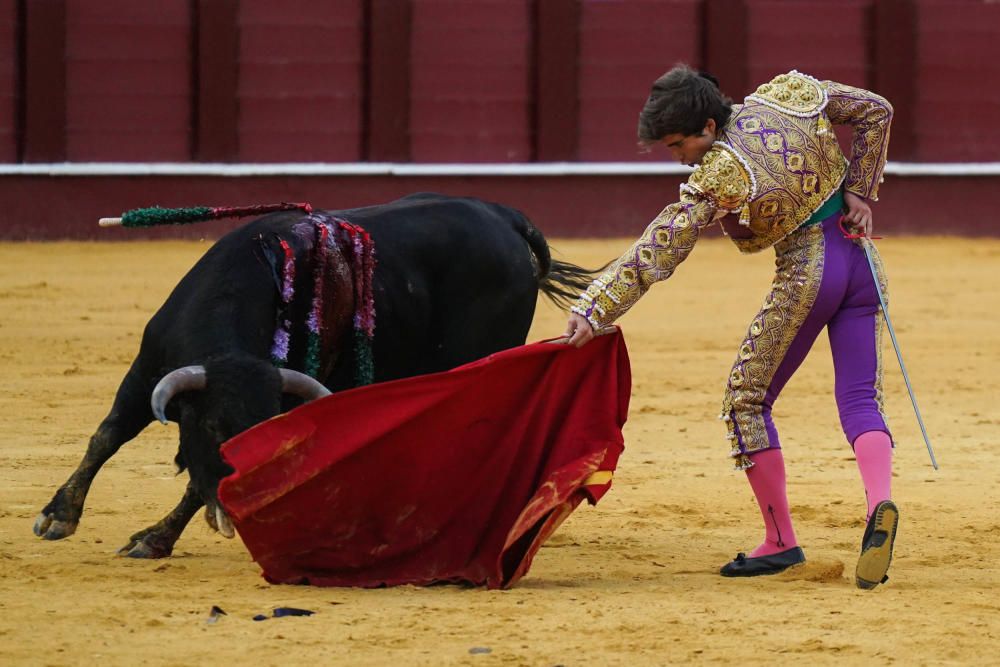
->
[564, 312, 595, 348]
[842, 191, 873, 237]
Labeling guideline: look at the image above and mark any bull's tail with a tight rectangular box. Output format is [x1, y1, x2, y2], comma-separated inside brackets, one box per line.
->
[541, 259, 606, 310]
[511, 209, 607, 311]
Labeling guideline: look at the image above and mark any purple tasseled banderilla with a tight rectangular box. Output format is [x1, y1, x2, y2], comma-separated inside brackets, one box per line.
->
[270, 239, 296, 367]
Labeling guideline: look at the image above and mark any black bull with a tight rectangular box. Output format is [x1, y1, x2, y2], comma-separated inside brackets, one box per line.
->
[33, 193, 597, 558]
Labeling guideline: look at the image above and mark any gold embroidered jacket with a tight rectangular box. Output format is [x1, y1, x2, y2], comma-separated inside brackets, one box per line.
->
[572, 70, 893, 329]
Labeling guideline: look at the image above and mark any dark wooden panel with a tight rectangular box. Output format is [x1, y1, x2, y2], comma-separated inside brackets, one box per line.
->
[577, 0, 703, 161]
[0, 0, 17, 161]
[194, 0, 239, 161]
[873, 0, 916, 161]
[8, 0, 1000, 167]
[909, 0, 1000, 161]
[22, 0, 66, 162]
[704, 0, 749, 103]
[409, 0, 532, 162]
[64, 0, 191, 161]
[744, 0, 873, 88]
[365, 0, 411, 162]
[237, 0, 364, 162]
[533, 0, 580, 161]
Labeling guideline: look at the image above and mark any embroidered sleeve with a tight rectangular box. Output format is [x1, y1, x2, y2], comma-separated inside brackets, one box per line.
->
[822, 81, 893, 201]
[571, 148, 750, 328]
[571, 150, 750, 329]
[570, 195, 716, 329]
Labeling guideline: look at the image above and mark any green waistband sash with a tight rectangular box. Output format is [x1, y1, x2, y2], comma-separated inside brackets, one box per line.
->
[802, 190, 845, 227]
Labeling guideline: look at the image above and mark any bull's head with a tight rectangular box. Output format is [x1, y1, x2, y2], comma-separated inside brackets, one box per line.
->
[150, 356, 330, 538]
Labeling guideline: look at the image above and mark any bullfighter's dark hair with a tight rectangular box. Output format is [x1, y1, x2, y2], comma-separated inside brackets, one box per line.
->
[637, 64, 733, 144]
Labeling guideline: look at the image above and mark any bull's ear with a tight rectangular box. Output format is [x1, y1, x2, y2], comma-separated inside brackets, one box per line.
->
[151, 366, 207, 424]
[278, 369, 331, 402]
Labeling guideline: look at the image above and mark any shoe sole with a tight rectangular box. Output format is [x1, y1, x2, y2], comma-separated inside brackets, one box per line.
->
[720, 561, 804, 577]
[855, 501, 898, 590]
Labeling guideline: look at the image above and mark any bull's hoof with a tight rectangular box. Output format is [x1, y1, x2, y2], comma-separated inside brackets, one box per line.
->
[33, 513, 78, 540]
[117, 533, 174, 559]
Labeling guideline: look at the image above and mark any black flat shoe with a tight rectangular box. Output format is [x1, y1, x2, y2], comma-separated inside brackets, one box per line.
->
[856, 500, 899, 590]
[720, 546, 805, 577]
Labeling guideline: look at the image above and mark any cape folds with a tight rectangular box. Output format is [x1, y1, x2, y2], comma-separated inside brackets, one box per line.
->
[218, 329, 631, 589]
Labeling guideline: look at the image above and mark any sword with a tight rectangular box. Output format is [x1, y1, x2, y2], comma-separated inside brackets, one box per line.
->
[859, 237, 940, 470]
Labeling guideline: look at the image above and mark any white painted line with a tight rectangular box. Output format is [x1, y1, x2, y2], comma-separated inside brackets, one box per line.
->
[2, 161, 1000, 177]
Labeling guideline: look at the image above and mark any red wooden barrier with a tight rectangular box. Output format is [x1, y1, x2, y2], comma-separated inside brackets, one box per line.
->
[577, 0, 703, 161]
[0, 0, 16, 162]
[910, 0, 1000, 162]
[409, 0, 532, 162]
[743, 0, 872, 92]
[237, 0, 364, 162]
[65, 0, 190, 161]
[534, 0, 580, 161]
[366, 0, 412, 162]
[21, 0, 66, 162]
[3, 0, 1000, 242]
[6, 0, 1000, 166]
[194, 0, 239, 161]
[3, 172, 995, 240]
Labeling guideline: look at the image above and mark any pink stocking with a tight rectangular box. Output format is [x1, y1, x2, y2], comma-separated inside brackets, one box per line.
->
[853, 430, 893, 519]
[745, 448, 798, 557]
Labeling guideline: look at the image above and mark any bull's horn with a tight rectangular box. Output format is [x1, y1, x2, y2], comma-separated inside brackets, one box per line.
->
[279, 369, 332, 402]
[216, 506, 235, 539]
[151, 366, 207, 424]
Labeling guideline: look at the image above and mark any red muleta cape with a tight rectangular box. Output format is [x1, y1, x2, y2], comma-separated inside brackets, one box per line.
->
[218, 328, 630, 589]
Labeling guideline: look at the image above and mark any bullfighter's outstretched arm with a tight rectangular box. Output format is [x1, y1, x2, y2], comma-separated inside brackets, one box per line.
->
[571, 146, 750, 329]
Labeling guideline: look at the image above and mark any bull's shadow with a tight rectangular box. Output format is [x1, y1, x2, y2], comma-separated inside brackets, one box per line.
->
[33, 193, 597, 558]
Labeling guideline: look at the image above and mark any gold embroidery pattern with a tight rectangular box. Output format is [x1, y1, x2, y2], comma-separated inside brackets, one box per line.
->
[864, 239, 890, 428]
[572, 149, 750, 329]
[721, 224, 826, 469]
[746, 71, 827, 117]
[707, 72, 891, 255]
[721, 102, 847, 254]
[823, 81, 893, 201]
[686, 146, 754, 212]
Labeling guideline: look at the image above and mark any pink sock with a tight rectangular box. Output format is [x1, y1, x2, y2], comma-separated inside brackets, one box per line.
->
[854, 430, 893, 519]
[745, 448, 798, 557]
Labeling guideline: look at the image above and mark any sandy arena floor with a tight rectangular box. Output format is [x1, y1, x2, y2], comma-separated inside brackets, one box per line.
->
[1, 235, 997, 665]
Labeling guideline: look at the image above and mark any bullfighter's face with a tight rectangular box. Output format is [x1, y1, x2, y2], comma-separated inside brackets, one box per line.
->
[659, 118, 718, 167]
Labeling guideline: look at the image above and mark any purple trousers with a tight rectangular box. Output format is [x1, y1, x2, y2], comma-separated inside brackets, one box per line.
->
[721, 213, 892, 470]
